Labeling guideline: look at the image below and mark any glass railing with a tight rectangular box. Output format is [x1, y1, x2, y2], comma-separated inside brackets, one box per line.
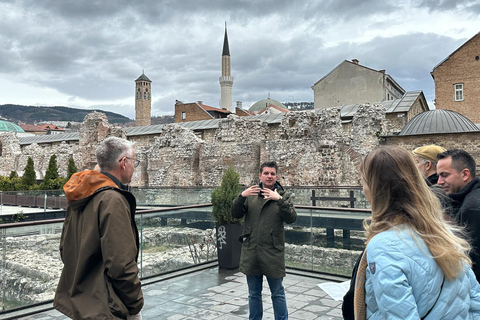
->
[0, 204, 368, 313]
[132, 187, 216, 207]
[0, 186, 366, 220]
[287, 206, 368, 276]
[130, 186, 367, 208]
[135, 205, 217, 279]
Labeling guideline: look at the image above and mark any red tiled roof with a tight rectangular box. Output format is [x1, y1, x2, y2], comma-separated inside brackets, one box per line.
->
[39, 124, 65, 131]
[258, 104, 290, 114]
[19, 124, 46, 132]
[236, 108, 254, 116]
[268, 104, 290, 113]
[200, 104, 232, 114]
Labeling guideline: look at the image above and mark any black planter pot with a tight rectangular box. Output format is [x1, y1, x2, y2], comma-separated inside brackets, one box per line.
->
[216, 223, 243, 269]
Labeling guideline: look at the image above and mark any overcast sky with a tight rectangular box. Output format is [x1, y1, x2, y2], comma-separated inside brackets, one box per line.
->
[0, 0, 478, 120]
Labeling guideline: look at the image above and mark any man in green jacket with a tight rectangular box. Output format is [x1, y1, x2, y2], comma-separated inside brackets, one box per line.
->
[231, 161, 297, 320]
[54, 137, 143, 320]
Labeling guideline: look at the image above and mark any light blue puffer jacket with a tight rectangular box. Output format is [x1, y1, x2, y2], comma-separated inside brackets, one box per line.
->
[365, 225, 480, 319]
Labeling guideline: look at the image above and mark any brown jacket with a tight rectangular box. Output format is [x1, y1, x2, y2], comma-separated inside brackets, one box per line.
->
[54, 171, 143, 319]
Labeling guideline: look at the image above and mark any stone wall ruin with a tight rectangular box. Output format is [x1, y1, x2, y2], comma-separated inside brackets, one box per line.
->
[3, 103, 479, 187]
[0, 104, 384, 187]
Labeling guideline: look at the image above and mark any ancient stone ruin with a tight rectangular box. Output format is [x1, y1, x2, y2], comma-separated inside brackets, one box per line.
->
[0, 105, 387, 187]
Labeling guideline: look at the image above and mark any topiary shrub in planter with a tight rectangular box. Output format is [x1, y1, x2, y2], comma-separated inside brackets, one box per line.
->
[211, 167, 243, 269]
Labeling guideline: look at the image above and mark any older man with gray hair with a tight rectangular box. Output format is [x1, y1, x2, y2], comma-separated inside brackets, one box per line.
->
[54, 136, 143, 320]
[412, 144, 446, 186]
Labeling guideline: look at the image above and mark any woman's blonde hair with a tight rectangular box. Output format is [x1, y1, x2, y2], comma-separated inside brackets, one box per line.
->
[361, 146, 471, 280]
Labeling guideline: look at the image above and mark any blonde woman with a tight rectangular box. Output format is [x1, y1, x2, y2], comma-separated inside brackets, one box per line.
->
[354, 146, 480, 320]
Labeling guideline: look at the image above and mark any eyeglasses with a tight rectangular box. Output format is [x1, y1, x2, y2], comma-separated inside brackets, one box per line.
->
[120, 156, 140, 168]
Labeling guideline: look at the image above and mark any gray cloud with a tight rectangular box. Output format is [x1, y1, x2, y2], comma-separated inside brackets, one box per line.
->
[0, 0, 478, 119]
[418, 0, 480, 13]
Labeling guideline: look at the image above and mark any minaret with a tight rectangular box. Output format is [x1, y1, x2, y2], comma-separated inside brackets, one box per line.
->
[219, 24, 234, 112]
[135, 71, 152, 126]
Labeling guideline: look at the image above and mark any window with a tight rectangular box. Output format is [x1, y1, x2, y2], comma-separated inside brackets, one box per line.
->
[181, 112, 186, 120]
[454, 84, 464, 101]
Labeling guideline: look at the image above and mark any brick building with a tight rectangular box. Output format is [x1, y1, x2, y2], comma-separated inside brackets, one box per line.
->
[431, 32, 480, 123]
[174, 101, 231, 123]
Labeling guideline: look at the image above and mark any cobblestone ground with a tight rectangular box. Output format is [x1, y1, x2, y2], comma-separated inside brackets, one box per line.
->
[17, 268, 344, 320]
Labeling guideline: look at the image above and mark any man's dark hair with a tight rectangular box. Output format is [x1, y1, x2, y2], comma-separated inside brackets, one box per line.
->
[259, 161, 278, 174]
[437, 149, 476, 178]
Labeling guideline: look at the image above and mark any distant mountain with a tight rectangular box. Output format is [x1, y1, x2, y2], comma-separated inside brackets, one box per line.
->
[151, 115, 174, 125]
[0, 104, 132, 124]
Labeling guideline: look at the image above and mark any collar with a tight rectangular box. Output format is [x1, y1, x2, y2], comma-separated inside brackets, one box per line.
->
[449, 177, 480, 202]
[426, 173, 439, 186]
[101, 171, 129, 190]
[259, 181, 284, 192]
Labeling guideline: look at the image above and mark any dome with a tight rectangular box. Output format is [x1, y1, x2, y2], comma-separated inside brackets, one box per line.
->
[0, 120, 24, 133]
[249, 97, 286, 112]
[398, 109, 479, 136]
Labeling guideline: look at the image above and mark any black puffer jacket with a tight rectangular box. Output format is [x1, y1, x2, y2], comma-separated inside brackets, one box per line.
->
[449, 177, 480, 281]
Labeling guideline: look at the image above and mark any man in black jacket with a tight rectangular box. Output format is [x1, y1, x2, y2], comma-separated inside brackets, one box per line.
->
[437, 149, 480, 280]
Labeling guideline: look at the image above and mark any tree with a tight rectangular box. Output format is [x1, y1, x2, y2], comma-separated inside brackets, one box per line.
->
[67, 157, 78, 179]
[41, 155, 60, 189]
[22, 157, 37, 188]
[211, 167, 243, 224]
[44, 155, 59, 181]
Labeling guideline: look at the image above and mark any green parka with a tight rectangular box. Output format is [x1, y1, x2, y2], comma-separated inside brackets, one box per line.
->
[231, 182, 297, 278]
[54, 171, 143, 320]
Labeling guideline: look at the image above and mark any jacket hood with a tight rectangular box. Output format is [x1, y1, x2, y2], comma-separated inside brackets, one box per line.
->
[63, 171, 118, 204]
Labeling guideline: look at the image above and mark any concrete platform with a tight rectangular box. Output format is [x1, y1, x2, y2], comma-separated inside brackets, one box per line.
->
[9, 267, 345, 320]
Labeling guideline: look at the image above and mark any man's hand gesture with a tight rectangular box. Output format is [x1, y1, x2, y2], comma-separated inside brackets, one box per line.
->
[241, 185, 261, 197]
[261, 188, 282, 201]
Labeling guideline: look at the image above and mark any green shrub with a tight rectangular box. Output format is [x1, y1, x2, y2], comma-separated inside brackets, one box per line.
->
[0, 176, 15, 191]
[67, 157, 78, 180]
[44, 155, 59, 182]
[22, 157, 37, 188]
[211, 167, 243, 224]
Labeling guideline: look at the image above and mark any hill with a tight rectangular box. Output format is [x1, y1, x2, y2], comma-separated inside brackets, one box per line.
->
[151, 115, 174, 125]
[0, 104, 132, 124]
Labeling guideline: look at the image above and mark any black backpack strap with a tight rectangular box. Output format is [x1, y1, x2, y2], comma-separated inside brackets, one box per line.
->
[421, 276, 445, 320]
